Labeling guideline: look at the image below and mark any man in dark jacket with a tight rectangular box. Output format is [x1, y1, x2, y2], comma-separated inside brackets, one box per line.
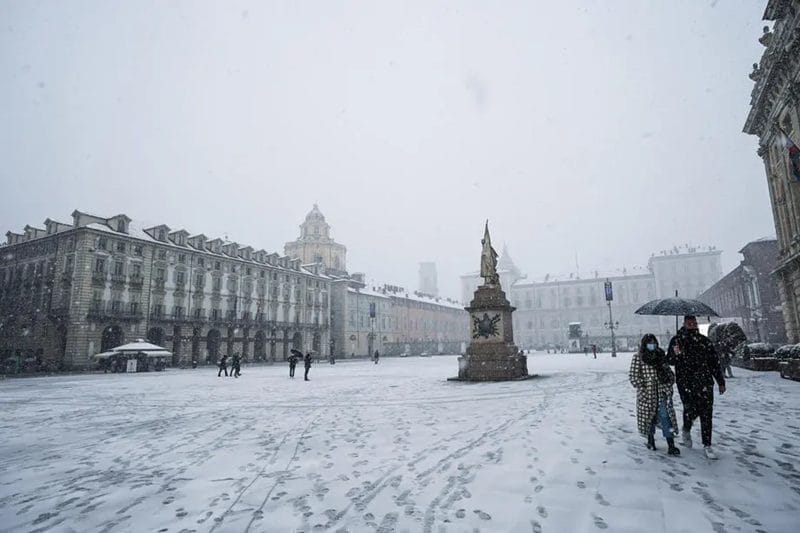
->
[217, 355, 228, 377]
[288, 354, 298, 378]
[230, 353, 241, 378]
[304, 351, 312, 381]
[667, 315, 726, 459]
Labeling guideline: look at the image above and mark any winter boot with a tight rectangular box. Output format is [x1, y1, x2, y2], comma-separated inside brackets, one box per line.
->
[667, 438, 681, 456]
[681, 429, 693, 448]
[646, 434, 656, 450]
[704, 446, 718, 460]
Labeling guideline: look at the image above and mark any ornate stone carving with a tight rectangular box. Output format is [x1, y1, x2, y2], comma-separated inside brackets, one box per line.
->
[749, 63, 762, 81]
[760, 26, 774, 47]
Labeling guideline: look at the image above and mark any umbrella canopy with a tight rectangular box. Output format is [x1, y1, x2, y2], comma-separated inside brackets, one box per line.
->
[634, 297, 719, 317]
[290, 348, 304, 357]
[111, 340, 168, 353]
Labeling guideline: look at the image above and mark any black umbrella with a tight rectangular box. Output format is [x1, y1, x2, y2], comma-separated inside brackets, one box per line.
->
[634, 298, 719, 317]
[290, 348, 304, 358]
[635, 296, 719, 336]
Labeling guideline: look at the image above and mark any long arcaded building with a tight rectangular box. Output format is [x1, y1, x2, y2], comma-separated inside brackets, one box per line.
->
[0, 210, 332, 370]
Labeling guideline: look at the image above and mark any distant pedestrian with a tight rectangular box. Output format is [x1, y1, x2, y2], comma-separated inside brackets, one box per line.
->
[373, 350, 380, 364]
[720, 350, 734, 378]
[304, 351, 312, 381]
[217, 355, 228, 377]
[230, 354, 241, 378]
[629, 334, 680, 456]
[192, 360, 198, 369]
[288, 353, 298, 378]
[583, 346, 589, 356]
[592, 344, 597, 359]
[329, 353, 336, 365]
[668, 315, 726, 460]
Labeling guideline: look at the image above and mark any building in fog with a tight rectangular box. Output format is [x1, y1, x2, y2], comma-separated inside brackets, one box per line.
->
[648, 246, 723, 299]
[284, 203, 347, 276]
[743, 1, 800, 342]
[284, 206, 469, 358]
[698, 238, 786, 344]
[418, 262, 438, 297]
[0, 210, 332, 371]
[461, 245, 723, 350]
[329, 275, 467, 358]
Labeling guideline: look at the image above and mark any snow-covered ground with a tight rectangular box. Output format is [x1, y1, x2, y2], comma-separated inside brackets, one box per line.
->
[1, 353, 798, 533]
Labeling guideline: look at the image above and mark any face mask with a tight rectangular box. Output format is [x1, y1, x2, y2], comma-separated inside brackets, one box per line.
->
[646, 343, 657, 351]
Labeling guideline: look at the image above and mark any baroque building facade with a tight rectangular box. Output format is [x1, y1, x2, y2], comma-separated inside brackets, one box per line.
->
[0, 210, 331, 371]
[744, 0, 800, 342]
[284, 204, 347, 277]
[698, 239, 786, 344]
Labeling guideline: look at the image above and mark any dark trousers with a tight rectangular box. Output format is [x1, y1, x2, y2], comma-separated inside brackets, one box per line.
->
[218, 366, 227, 377]
[289, 364, 296, 377]
[679, 385, 714, 446]
[304, 366, 310, 380]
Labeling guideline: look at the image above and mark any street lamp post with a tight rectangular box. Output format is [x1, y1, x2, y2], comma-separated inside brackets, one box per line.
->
[604, 311, 619, 358]
[603, 279, 618, 357]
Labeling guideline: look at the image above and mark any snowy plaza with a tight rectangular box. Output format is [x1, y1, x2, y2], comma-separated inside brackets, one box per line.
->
[1, 353, 799, 533]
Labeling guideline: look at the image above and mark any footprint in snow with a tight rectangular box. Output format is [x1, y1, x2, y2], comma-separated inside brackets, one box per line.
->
[537, 506, 548, 518]
[592, 513, 608, 529]
[473, 510, 491, 520]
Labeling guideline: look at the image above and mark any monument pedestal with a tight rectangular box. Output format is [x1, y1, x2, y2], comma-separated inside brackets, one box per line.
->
[450, 284, 530, 381]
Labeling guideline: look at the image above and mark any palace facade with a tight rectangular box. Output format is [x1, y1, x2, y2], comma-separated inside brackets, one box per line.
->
[743, 0, 800, 342]
[0, 210, 331, 370]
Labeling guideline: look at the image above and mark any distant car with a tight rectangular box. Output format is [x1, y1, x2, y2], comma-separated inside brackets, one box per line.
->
[399, 353, 408, 357]
[419, 352, 430, 357]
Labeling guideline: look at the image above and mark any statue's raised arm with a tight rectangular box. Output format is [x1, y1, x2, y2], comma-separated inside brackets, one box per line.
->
[480, 221, 499, 286]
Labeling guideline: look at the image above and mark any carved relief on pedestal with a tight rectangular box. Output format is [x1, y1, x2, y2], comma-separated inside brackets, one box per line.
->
[470, 312, 502, 342]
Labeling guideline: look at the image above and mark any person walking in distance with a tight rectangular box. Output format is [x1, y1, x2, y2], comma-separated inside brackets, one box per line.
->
[217, 354, 228, 377]
[304, 351, 312, 381]
[230, 353, 241, 378]
[288, 353, 298, 378]
[629, 334, 680, 456]
[592, 344, 597, 359]
[373, 350, 380, 364]
[667, 315, 726, 459]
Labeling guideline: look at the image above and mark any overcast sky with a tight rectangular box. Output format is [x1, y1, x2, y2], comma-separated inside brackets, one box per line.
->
[0, 1, 775, 299]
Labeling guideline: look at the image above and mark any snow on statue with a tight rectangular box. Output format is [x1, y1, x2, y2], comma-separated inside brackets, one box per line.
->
[480, 220, 499, 286]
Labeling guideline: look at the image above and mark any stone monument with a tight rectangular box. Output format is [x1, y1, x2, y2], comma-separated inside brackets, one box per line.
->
[451, 222, 530, 381]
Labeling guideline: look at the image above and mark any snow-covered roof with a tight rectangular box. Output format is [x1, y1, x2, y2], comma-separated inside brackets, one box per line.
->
[348, 286, 391, 300]
[80, 219, 328, 279]
[349, 285, 464, 309]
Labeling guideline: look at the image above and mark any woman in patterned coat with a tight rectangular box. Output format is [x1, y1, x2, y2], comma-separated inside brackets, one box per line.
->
[629, 333, 680, 456]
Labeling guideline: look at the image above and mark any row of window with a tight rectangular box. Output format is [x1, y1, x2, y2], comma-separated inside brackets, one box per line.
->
[88, 298, 326, 324]
[98, 235, 313, 280]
